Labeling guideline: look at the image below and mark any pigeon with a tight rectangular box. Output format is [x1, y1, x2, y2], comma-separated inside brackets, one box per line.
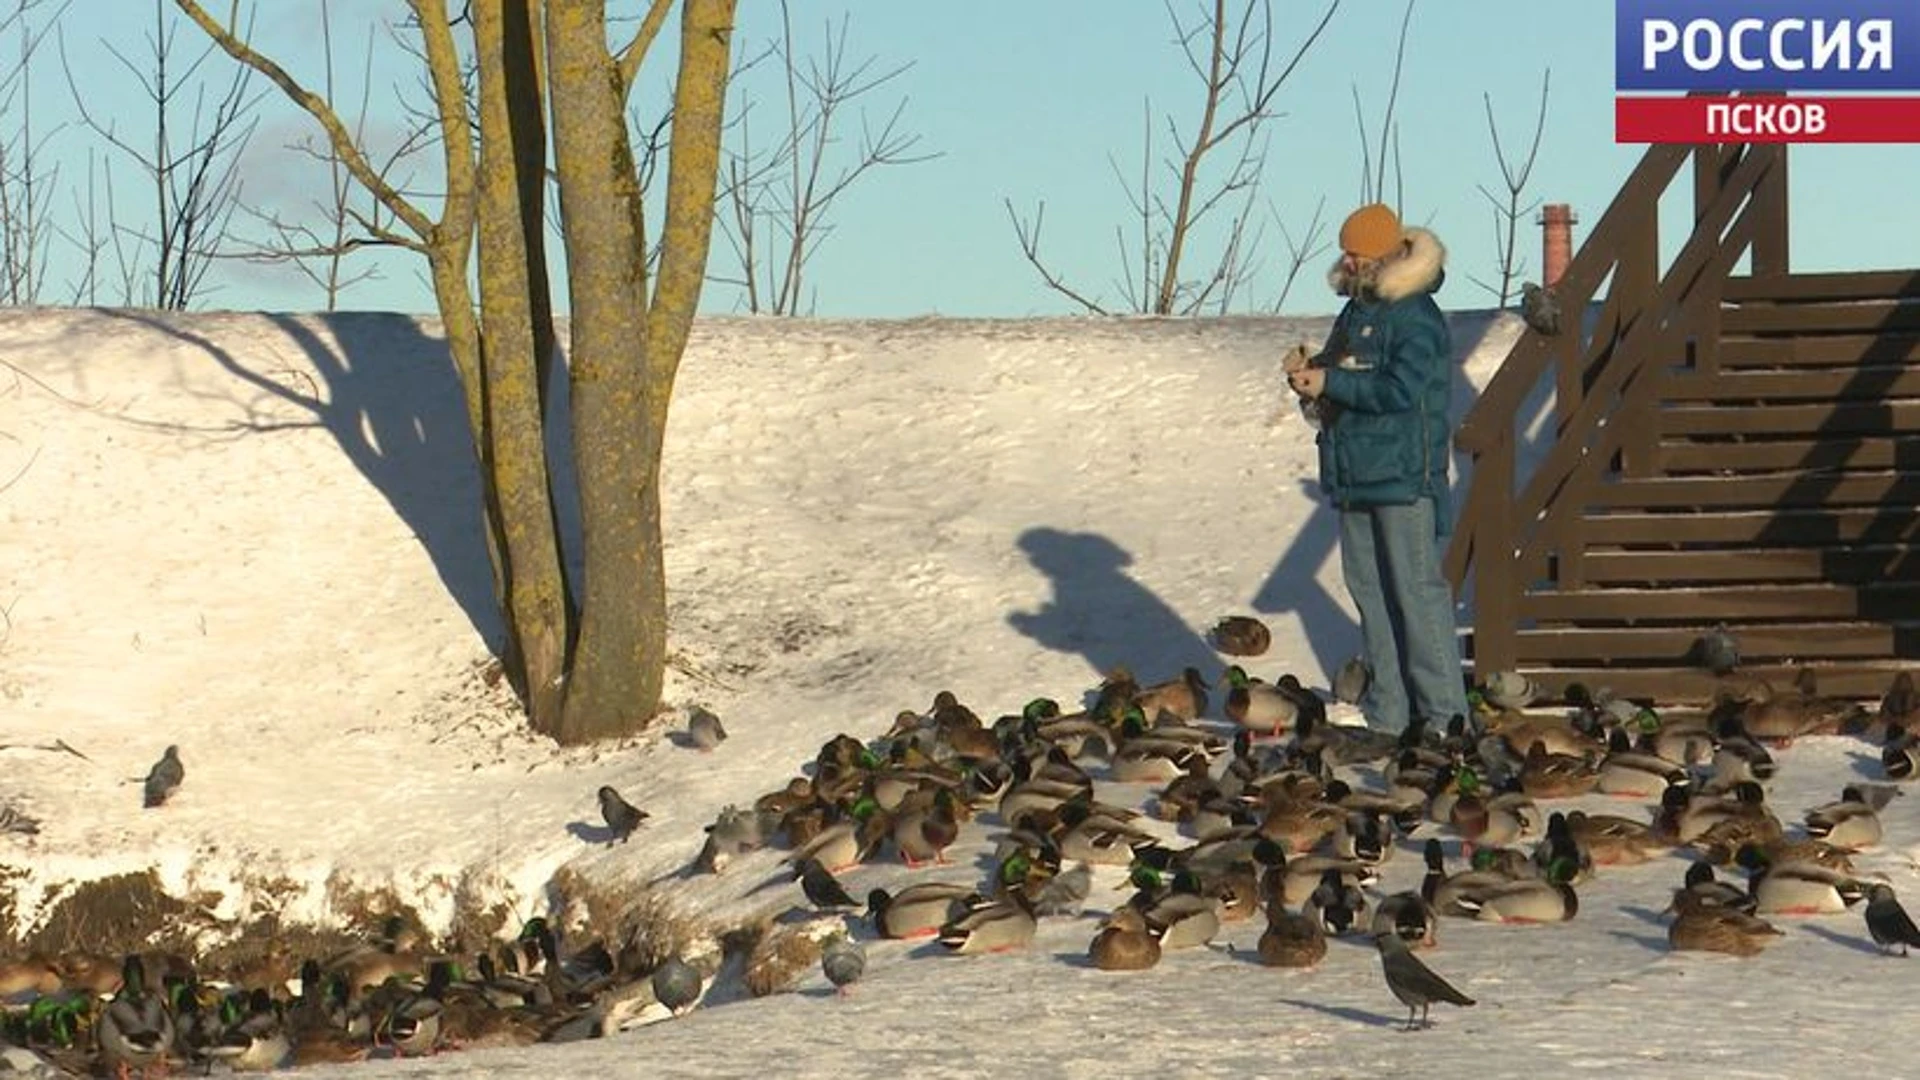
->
[1332, 655, 1371, 707]
[650, 954, 703, 1015]
[820, 933, 866, 995]
[1481, 671, 1540, 712]
[1695, 623, 1741, 677]
[687, 707, 728, 751]
[1374, 930, 1475, 1031]
[1520, 281, 1561, 336]
[596, 786, 648, 844]
[795, 858, 861, 911]
[0, 804, 39, 835]
[142, 746, 184, 808]
[1029, 861, 1094, 917]
[1864, 883, 1920, 956]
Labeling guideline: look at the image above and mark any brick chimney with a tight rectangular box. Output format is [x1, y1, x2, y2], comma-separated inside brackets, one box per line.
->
[1539, 203, 1577, 287]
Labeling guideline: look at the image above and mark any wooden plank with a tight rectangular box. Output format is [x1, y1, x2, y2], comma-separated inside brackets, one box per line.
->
[1722, 300, 1920, 335]
[1660, 400, 1920, 436]
[1518, 581, 1920, 622]
[1583, 507, 1920, 545]
[1507, 621, 1912, 663]
[1463, 663, 1919, 707]
[1716, 334, 1920, 367]
[1662, 367, 1920, 401]
[1579, 545, 1920, 585]
[1655, 436, 1920, 473]
[1723, 270, 1920, 303]
[1590, 472, 1920, 510]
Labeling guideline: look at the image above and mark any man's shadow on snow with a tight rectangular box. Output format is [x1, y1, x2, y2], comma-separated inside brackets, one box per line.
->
[1008, 527, 1217, 685]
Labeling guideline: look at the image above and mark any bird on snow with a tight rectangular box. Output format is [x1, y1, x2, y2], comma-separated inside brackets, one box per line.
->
[688, 707, 728, 751]
[143, 745, 184, 808]
[795, 857, 862, 911]
[1374, 930, 1475, 1031]
[1209, 615, 1272, 658]
[1332, 655, 1371, 707]
[821, 933, 866, 994]
[596, 786, 649, 844]
[1519, 281, 1562, 336]
[1865, 883, 1920, 956]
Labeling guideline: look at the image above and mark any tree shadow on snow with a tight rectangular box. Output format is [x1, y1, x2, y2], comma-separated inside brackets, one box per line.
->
[1008, 527, 1219, 686]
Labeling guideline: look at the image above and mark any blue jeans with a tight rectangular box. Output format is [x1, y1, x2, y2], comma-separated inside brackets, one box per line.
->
[1338, 497, 1470, 735]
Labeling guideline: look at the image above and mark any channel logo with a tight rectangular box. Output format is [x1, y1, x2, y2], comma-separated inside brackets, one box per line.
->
[1615, 0, 1920, 143]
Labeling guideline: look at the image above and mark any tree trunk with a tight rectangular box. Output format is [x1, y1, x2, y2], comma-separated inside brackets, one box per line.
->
[475, 0, 570, 733]
[547, 0, 734, 743]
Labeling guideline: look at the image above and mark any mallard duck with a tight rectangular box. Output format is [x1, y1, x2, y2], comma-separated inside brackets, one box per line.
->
[1255, 790, 1346, 853]
[1133, 666, 1210, 723]
[1124, 869, 1222, 950]
[1455, 877, 1580, 925]
[938, 895, 1038, 955]
[1519, 739, 1601, 799]
[867, 882, 981, 940]
[1223, 665, 1298, 737]
[1530, 811, 1594, 885]
[0, 956, 60, 999]
[1883, 723, 1920, 781]
[98, 953, 175, 1080]
[1803, 786, 1883, 851]
[1323, 778, 1424, 837]
[1294, 712, 1400, 767]
[1111, 740, 1211, 785]
[1670, 860, 1757, 915]
[1371, 890, 1438, 949]
[1485, 711, 1602, 759]
[1306, 867, 1370, 938]
[1419, 838, 1521, 918]
[1331, 807, 1396, 868]
[1668, 903, 1784, 956]
[1564, 810, 1670, 866]
[891, 787, 963, 867]
[1210, 615, 1272, 657]
[1595, 727, 1688, 799]
[1253, 837, 1378, 909]
[1739, 850, 1867, 915]
[1256, 895, 1328, 968]
[1089, 906, 1163, 971]
[1447, 770, 1539, 852]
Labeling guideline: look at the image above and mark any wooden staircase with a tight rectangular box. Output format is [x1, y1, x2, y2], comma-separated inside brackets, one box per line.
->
[1446, 139, 1920, 704]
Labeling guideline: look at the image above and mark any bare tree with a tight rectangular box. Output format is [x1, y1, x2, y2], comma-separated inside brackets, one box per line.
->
[712, 0, 933, 315]
[236, 0, 428, 310]
[1010, 0, 1340, 316]
[0, 0, 67, 305]
[175, 0, 736, 744]
[61, 0, 260, 309]
[1267, 193, 1332, 312]
[1348, 0, 1416, 209]
[1470, 69, 1551, 307]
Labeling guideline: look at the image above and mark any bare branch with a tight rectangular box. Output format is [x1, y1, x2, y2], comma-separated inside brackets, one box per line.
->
[1006, 198, 1112, 316]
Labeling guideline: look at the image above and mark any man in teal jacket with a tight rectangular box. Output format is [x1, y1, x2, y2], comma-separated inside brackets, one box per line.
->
[1286, 202, 1469, 736]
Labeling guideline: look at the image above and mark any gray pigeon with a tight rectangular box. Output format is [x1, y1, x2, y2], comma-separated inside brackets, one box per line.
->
[142, 746, 183, 809]
[821, 933, 866, 995]
[1865, 883, 1920, 956]
[1332, 656, 1371, 707]
[687, 707, 728, 751]
[650, 954, 703, 1016]
[596, 786, 648, 844]
[0, 804, 40, 836]
[1030, 862, 1094, 917]
[1696, 623, 1741, 677]
[1520, 281, 1561, 336]
[1374, 930, 1475, 1030]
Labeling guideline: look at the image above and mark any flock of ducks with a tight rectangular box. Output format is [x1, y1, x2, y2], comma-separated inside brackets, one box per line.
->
[690, 643, 1920, 1031]
[7, 624, 1920, 1069]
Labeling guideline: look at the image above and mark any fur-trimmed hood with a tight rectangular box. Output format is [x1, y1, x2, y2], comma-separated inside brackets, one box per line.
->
[1328, 226, 1446, 302]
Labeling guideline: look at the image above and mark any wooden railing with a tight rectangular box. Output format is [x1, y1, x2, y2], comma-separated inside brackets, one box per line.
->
[1444, 138, 1791, 676]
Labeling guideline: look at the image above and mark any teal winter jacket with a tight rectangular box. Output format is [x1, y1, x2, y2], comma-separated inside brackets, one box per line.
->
[1311, 227, 1455, 517]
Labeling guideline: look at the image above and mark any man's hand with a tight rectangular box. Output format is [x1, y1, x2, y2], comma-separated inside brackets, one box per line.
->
[1288, 367, 1326, 399]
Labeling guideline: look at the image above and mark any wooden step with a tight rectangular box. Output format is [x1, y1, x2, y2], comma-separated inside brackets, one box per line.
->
[1518, 581, 1920, 623]
[1662, 367, 1920, 401]
[1583, 507, 1920, 546]
[1716, 333, 1920, 368]
[1505, 621, 1918, 664]
[1659, 400, 1920, 437]
[1469, 662, 1916, 706]
[1591, 472, 1920, 510]
[1722, 299, 1920, 335]
[1723, 270, 1920, 303]
[1654, 436, 1920, 474]
[1577, 545, 1920, 586]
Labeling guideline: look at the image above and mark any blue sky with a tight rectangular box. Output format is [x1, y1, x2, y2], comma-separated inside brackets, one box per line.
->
[13, 1, 1917, 317]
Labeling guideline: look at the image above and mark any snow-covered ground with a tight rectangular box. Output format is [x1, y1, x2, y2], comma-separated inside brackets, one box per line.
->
[4, 305, 1915, 1079]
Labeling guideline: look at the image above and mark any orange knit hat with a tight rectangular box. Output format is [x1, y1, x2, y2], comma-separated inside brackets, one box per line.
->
[1338, 203, 1403, 260]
